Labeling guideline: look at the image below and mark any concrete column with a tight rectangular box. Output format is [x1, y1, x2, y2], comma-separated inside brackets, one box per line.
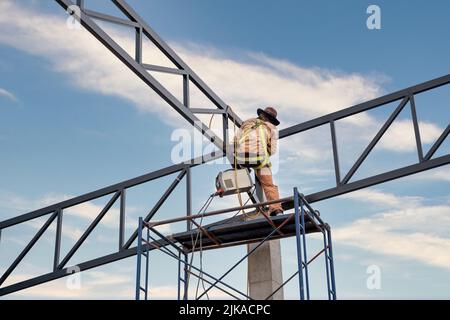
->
[247, 174, 284, 300]
[247, 240, 284, 300]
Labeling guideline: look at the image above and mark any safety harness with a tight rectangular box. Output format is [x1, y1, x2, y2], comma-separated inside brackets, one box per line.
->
[235, 118, 271, 169]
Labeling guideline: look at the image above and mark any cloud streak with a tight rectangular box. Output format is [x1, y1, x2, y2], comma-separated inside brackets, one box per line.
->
[0, 87, 18, 103]
[341, 189, 423, 208]
[334, 190, 450, 270]
[0, 1, 383, 124]
[0, 0, 443, 173]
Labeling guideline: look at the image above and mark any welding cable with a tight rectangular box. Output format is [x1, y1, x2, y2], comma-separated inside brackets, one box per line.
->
[186, 193, 215, 298]
[193, 199, 211, 300]
[185, 194, 214, 295]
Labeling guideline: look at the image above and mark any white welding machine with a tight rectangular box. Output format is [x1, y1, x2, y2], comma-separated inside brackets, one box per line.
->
[215, 169, 253, 197]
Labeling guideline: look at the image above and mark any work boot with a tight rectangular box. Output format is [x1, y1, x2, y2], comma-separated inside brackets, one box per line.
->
[269, 209, 283, 217]
[245, 210, 261, 220]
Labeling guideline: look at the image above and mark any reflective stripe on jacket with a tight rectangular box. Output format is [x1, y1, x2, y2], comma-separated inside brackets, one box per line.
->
[233, 118, 278, 168]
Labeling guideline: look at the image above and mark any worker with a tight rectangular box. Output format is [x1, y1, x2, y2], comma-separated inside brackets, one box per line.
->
[233, 106, 283, 216]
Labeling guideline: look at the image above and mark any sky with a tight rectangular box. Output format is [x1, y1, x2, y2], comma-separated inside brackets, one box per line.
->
[0, 0, 449, 300]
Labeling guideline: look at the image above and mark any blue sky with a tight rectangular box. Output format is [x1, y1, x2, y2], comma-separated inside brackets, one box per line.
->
[0, 0, 449, 299]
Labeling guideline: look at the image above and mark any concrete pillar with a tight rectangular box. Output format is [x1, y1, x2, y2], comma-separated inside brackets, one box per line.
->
[247, 174, 284, 300]
[247, 240, 284, 300]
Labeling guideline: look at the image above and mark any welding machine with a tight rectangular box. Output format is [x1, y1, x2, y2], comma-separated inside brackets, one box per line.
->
[215, 169, 253, 197]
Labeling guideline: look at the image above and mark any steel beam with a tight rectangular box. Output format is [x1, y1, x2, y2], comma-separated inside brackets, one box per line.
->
[409, 95, 424, 162]
[341, 97, 409, 185]
[301, 154, 450, 205]
[143, 64, 187, 75]
[330, 120, 341, 186]
[119, 189, 126, 250]
[123, 169, 187, 249]
[279, 74, 450, 139]
[58, 191, 121, 269]
[110, 0, 243, 125]
[0, 212, 58, 286]
[55, 0, 227, 153]
[424, 125, 449, 161]
[0, 246, 139, 296]
[53, 209, 63, 271]
[84, 9, 139, 28]
[190, 108, 226, 114]
[0, 153, 222, 230]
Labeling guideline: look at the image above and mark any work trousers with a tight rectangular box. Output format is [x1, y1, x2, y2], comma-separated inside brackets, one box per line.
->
[255, 166, 283, 213]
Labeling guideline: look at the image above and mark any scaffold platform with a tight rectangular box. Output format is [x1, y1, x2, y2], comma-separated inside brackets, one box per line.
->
[136, 189, 337, 300]
[169, 212, 322, 251]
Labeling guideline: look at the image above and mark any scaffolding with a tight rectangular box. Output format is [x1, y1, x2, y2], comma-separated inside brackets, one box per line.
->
[0, 0, 448, 298]
[135, 187, 337, 300]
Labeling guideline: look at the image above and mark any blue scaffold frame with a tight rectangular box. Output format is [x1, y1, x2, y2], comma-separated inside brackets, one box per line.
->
[135, 187, 337, 300]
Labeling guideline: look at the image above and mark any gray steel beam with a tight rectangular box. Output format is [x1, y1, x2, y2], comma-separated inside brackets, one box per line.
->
[424, 125, 449, 161]
[330, 120, 341, 186]
[53, 209, 63, 271]
[119, 189, 126, 250]
[123, 170, 187, 249]
[135, 27, 142, 64]
[0, 153, 222, 230]
[277, 154, 450, 211]
[341, 96, 409, 185]
[0, 246, 139, 296]
[190, 108, 226, 114]
[0, 153, 448, 296]
[183, 74, 190, 108]
[301, 154, 450, 205]
[55, 0, 226, 152]
[409, 95, 424, 162]
[0, 212, 58, 286]
[84, 9, 139, 28]
[1, 72, 448, 295]
[58, 191, 121, 269]
[279, 74, 450, 139]
[110, 0, 243, 126]
[143, 64, 187, 75]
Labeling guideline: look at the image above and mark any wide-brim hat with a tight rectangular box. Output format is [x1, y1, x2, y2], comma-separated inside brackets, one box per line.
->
[257, 106, 280, 126]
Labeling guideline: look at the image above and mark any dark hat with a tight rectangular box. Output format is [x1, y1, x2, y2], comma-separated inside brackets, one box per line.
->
[257, 106, 280, 126]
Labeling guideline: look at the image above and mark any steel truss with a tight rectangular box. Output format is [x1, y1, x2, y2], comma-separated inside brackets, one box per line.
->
[56, 0, 243, 153]
[0, 0, 448, 297]
[135, 189, 336, 300]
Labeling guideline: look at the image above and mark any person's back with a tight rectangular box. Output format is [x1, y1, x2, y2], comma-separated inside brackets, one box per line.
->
[235, 117, 277, 168]
[232, 107, 283, 216]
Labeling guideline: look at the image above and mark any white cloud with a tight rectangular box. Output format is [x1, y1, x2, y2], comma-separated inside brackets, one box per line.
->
[377, 119, 443, 152]
[410, 167, 450, 183]
[341, 189, 423, 208]
[0, 192, 119, 227]
[7, 271, 230, 299]
[0, 0, 444, 180]
[0, 190, 171, 239]
[26, 217, 83, 242]
[0, 87, 17, 103]
[333, 204, 450, 270]
[0, 1, 385, 127]
[6, 271, 133, 299]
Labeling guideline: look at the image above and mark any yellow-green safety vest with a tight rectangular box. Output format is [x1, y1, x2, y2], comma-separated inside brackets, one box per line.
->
[235, 119, 271, 169]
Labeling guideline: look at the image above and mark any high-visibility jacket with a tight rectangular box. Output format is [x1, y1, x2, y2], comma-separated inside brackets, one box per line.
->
[233, 117, 278, 169]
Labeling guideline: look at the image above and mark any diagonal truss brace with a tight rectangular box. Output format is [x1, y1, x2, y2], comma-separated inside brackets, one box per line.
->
[56, 0, 242, 152]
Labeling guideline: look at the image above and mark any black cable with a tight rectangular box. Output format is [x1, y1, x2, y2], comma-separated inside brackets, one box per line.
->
[186, 193, 214, 299]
